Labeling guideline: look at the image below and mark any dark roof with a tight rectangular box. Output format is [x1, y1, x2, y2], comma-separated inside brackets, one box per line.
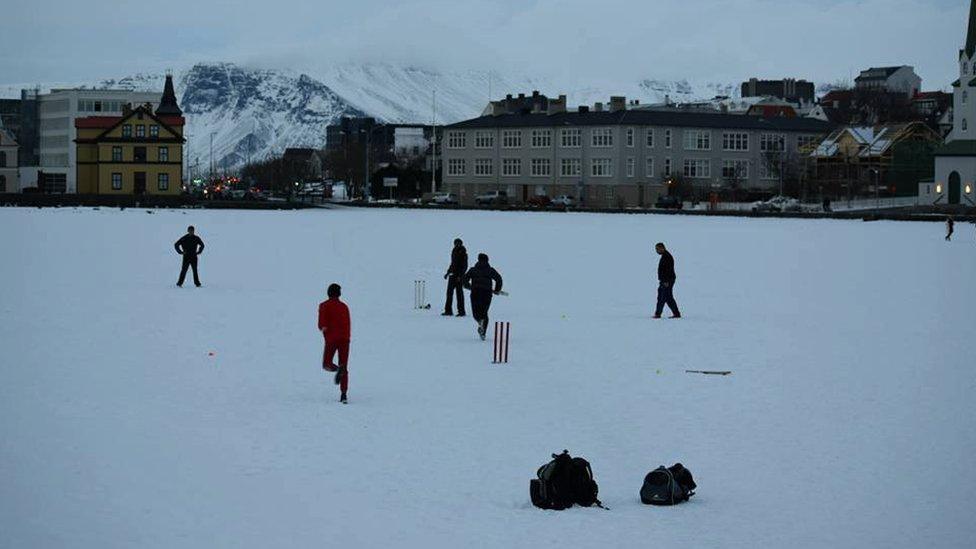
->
[855, 66, 905, 81]
[967, 0, 976, 58]
[445, 110, 833, 133]
[155, 74, 182, 117]
[934, 140, 976, 156]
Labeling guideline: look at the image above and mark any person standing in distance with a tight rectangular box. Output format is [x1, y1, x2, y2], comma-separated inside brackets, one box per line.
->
[442, 238, 468, 317]
[318, 283, 351, 404]
[463, 253, 503, 340]
[946, 215, 954, 241]
[654, 242, 681, 319]
[174, 226, 205, 287]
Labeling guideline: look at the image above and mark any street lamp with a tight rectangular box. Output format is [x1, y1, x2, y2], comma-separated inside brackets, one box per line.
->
[868, 168, 880, 209]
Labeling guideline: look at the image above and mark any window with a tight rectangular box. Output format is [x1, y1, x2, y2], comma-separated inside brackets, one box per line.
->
[122, 124, 132, 138]
[626, 128, 635, 147]
[133, 146, 146, 162]
[683, 130, 711, 150]
[664, 129, 672, 149]
[150, 125, 159, 137]
[560, 128, 581, 148]
[590, 158, 612, 177]
[502, 158, 521, 176]
[474, 131, 494, 148]
[722, 159, 749, 180]
[760, 133, 786, 152]
[759, 161, 778, 180]
[964, 91, 968, 104]
[159, 147, 169, 162]
[135, 125, 146, 138]
[591, 128, 613, 147]
[605, 187, 615, 200]
[645, 158, 655, 177]
[447, 131, 466, 148]
[447, 158, 466, 176]
[626, 157, 635, 177]
[664, 157, 672, 176]
[645, 128, 654, 148]
[530, 158, 551, 177]
[797, 135, 819, 150]
[560, 158, 581, 177]
[502, 130, 522, 148]
[0, 175, 5, 192]
[683, 159, 710, 179]
[530, 129, 552, 148]
[111, 146, 122, 162]
[158, 173, 169, 191]
[964, 119, 969, 132]
[474, 159, 493, 176]
[112, 173, 122, 190]
[0, 151, 6, 167]
[722, 132, 749, 151]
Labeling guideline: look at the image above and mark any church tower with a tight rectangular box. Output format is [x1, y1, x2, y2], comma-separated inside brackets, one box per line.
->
[155, 73, 183, 117]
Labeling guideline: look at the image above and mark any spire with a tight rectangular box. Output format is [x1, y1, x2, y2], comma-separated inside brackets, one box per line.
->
[967, 0, 976, 58]
[155, 73, 182, 117]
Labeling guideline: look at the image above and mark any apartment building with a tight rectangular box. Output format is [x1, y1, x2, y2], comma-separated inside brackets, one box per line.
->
[0, 126, 18, 193]
[34, 88, 162, 193]
[442, 94, 833, 207]
[854, 66, 922, 98]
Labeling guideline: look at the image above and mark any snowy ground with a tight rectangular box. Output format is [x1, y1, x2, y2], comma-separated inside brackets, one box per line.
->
[1, 206, 974, 548]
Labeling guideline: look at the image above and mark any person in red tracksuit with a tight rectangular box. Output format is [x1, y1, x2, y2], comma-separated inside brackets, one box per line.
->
[318, 283, 351, 403]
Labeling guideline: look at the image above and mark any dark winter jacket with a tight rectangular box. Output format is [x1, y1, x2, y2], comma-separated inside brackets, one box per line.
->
[447, 245, 468, 277]
[175, 234, 205, 257]
[658, 250, 676, 284]
[464, 259, 502, 293]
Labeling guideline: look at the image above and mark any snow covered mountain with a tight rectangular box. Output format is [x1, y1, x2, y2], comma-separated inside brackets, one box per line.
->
[2, 62, 740, 171]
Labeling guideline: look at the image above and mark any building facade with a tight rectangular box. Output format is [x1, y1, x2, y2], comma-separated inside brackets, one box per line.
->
[854, 66, 922, 98]
[74, 76, 184, 196]
[924, 0, 976, 206]
[442, 95, 832, 207]
[741, 78, 815, 105]
[0, 126, 18, 193]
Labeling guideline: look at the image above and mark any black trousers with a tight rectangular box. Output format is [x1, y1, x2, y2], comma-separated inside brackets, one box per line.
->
[470, 289, 493, 327]
[655, 281, 680, 316]
[178, 255, 201, 286]
[445, 275, 465, 314]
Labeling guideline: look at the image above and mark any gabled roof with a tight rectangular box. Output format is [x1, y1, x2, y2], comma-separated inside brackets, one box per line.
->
[812, 122, 938, 158]
[74, 105, 185, 142]
[855, 66, 905, 81]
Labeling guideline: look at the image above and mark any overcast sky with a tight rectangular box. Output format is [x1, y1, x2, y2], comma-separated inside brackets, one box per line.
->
[0, 0, 968, 89]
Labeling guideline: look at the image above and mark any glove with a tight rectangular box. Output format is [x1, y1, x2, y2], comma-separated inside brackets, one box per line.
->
[444, 273, 449, 280]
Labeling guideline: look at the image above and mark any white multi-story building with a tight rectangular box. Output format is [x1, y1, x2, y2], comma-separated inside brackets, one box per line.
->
[35, 89, 161, 193]
[921, 0, 976, 206]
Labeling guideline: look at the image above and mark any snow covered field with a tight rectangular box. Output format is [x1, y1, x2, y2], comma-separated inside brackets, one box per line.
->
[1, 206, 973, 548]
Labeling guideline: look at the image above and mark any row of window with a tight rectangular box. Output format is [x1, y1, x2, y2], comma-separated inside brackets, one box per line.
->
[109, 146, 170, 162]
[120, 124, 162, 139]
[78, 99, 125, 113]
[447, 129, 808, 152]
[110, 172, 170, 191]
[448, 158, 780, 179]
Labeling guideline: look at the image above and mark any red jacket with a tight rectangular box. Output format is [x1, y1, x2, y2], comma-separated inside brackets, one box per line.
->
[318, 298, 351, 342]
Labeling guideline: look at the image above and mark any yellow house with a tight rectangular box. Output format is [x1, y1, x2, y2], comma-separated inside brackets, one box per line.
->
[75, 75, 185, 195]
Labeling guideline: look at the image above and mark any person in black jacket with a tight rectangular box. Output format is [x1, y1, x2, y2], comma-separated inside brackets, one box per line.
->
[654, 242, 680, 319]
[442, 238, 468, 316]
[174, 226, 205, 287]
[463, 253, 503, 340]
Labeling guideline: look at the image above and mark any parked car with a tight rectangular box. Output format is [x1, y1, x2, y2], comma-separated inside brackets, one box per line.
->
[751, 195, 799, 212]
[551, 195, 575, 208]
[475, 190, 509, 206]
[430, 191, 458, 205]
[527, 195, 552, 208]
[655, 195, 683, 209]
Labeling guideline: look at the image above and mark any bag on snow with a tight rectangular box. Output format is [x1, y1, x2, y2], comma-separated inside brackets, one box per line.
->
[530, 450, 606, 510]
[639, 463, 697, 505]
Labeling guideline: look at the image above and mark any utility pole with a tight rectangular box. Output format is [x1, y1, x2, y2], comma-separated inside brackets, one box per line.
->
[431, 90, 437, 193]
[209, 132, 215, 181]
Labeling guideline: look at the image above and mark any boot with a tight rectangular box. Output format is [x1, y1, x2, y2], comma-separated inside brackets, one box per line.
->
[441, 310, 453, 316]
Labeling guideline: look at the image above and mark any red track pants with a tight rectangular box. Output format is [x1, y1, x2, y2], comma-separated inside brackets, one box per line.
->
[323, 339, 350, 394]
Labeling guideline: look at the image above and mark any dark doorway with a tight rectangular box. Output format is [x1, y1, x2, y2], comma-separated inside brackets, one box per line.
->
[948, 171, 961, 205]
[134, 172, 146, 195]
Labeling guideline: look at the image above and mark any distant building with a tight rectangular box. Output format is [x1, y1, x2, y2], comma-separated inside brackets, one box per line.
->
[74, 75, 184, 196]
[854, 66, 921, 97]
[282, 148, 323, 180]
[0, 89, 40, 168]
[0, 125, 18, 193]
[741, 78, 815, 105]
[923, 0, 976, 205]
[442, 93, 833, 207]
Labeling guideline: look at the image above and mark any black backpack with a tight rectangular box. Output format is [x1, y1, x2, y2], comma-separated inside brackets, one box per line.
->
[530, 450, 606, 510]
[640, 463, 696, 505]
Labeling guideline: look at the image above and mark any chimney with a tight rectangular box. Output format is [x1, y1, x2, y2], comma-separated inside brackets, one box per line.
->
[609, 96, 626, 112]
[532, 90, 540, 97]
[664, 94, 671, 106]
[594, 102, 604, 112]
[122, 103, 133, 116]
[579, 105, 590, 113]
[547, 94, 567, 115]
[518, 93, 525, 99]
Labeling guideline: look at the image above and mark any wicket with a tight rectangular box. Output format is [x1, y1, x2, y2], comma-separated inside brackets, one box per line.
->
[413, 280, 429, 309]
[493, 321, 510, 364]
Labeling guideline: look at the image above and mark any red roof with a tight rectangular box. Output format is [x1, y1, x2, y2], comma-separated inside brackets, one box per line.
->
[75, 115, 185, 129]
